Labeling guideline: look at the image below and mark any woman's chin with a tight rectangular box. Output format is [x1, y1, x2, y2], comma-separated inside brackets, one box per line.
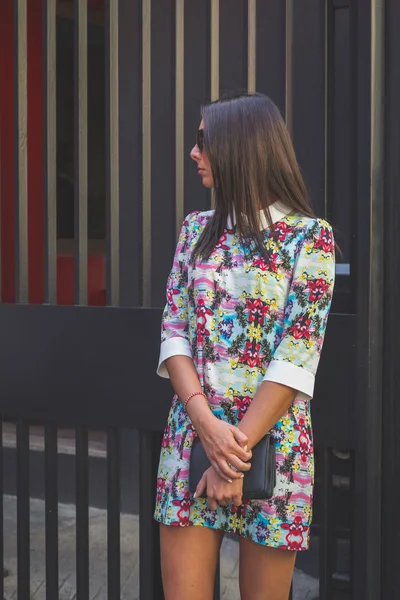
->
[201, 177, 214, 189]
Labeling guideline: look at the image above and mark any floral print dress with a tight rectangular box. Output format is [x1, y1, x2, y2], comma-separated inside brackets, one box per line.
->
[154, 203, 335, 551]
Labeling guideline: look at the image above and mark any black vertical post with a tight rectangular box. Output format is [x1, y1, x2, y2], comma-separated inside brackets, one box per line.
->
[318, 448, 334, 600]
[139, 431, 164, 600]
[74, 3, 89, 591]
[76, 425, 89, 600]
[182, 1, 210, 215]
[0, 418, 3, 600]
[382, 0, 400, 597]
[16, 421, 30, 600]
[107, 427, 121, 598]
[351, 1, 385, 599]
[213, 560, 220, 600]
[255, 0, 286, 115]
[45, 424, 59, 600]
[117, 1, 143, 588]
[290, 0, 327, 218]
[288, 582, 293, 600]
[118, 0, 142, 308]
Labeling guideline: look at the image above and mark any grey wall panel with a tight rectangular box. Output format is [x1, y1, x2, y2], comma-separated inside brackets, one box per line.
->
[329, 6, 351, 261]
[219, 0, 247, 94]
[291, 0, 326, 218]
[256, 0, 286, 114]
[150, 0, 177, 307]
[183, 2, 211, 216]
[118, 0, 143, 307]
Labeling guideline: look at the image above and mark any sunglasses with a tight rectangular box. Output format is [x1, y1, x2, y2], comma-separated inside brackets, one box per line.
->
[196, 128, 204, 153]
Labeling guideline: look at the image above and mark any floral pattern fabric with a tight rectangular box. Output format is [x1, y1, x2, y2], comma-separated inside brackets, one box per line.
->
[154, 208, 335, 551]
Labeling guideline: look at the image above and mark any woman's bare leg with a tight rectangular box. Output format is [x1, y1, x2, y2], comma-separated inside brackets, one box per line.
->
[239, 537, 296, 600]
[160, 524, 224, 600]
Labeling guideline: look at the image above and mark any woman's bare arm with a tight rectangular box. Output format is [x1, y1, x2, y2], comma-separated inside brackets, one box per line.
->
[165, 355, 211, 426]
[165, 355, 252, 479]
[238, 381, 297, 449]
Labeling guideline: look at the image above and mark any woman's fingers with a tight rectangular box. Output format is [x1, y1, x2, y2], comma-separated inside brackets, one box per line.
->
[207, 495, 219, 511]
[210, 459, 233, 482]
[232, 494, 242, 506]
[230, 427, 248, 447]
[228, 428, 252, 461]
[194, 473, 207, 499]
[214, 457, 245, 481]
[226, 453, 251, 472]
[218, 498, 231, 507]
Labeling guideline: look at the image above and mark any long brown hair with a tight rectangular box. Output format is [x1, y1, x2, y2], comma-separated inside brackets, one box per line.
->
[191, 91, 315, 263]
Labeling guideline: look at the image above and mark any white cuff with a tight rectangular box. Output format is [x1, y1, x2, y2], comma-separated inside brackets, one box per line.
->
[263, 360, 315, 399]
[157, 337, 192, 378]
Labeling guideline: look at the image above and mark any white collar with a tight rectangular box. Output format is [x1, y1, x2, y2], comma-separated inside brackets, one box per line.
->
[226, 201, 292, 231]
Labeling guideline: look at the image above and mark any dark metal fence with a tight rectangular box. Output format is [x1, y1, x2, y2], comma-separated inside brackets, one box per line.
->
[0, 0, 399, 599]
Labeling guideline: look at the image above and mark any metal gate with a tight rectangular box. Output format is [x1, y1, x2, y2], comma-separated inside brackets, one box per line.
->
[0, 1, 399, 599]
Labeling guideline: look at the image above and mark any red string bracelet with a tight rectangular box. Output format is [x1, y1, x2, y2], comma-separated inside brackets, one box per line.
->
[183, 391, 207, 411]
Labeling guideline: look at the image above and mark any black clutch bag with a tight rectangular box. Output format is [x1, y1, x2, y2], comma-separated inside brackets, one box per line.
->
[189, 433, 276, 500]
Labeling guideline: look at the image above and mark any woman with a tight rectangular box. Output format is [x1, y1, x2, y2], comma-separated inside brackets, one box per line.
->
[154, 92, 335, 600]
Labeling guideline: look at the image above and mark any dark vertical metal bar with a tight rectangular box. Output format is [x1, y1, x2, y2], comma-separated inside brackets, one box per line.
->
[290, 0, 326, 217]
[0, 418, 4, 600]
[142, 0, 151, 306]
[328, 3, 353, 274]
[150, 0, 176, 308]
[17, 421, 30, 599]
[76, 425, 89, 600]
[74, 0, 88, 306]
[183, 3, 211, 215]
[210, 0, 219, 210]
[43, 0, 57, 304]
[285, 0, 294, 133]
[349, 450, 355, 593]
[213, 560, 220, 600]
[0, 125, 2, 301]
[118, 0, 142, 307]
[107, 427, 121, 598]
[219, 0, 247, 93]
[255, 0, 286, 114]
[139, 431, 163, 600]
[175, 0, 184, 238]
[105, 0, 120, 306]
[319, 447, 333, 600]
[352, 0, 385, 597]
[382, 0, 400, 596]
[14, 0, 29, 304]
[323, 0, 330, 221]
[45, 424, 59, 600]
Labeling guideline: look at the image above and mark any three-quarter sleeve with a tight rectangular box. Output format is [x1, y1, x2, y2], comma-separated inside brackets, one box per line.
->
[263, 219, 335, 399]
[157, 213, 195, 378]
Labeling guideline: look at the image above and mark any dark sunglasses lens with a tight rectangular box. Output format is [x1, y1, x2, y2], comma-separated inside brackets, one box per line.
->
[197, 129, 204, 152]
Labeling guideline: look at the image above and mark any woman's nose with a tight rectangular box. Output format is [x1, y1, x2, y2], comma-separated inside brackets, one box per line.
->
[190, 145, 200, 162]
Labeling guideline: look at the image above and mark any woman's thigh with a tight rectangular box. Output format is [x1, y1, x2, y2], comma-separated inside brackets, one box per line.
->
[239, 537, 296, 600]
[160, 523, 224, 600]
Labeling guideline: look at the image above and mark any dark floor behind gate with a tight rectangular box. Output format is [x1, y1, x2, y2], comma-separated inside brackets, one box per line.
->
[0, 1, 399, 599]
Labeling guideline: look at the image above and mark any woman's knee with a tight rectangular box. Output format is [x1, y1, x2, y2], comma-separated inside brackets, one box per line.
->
[239, 538, 296, 600]
[160, 524, 223, 600]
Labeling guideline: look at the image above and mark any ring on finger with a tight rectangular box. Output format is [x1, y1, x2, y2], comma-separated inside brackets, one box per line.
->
[226, 461, 238, 472]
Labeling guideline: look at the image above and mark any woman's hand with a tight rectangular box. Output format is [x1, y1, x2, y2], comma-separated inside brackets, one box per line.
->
[196, 414, 252, 482]
[194, 466, 244, 510]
